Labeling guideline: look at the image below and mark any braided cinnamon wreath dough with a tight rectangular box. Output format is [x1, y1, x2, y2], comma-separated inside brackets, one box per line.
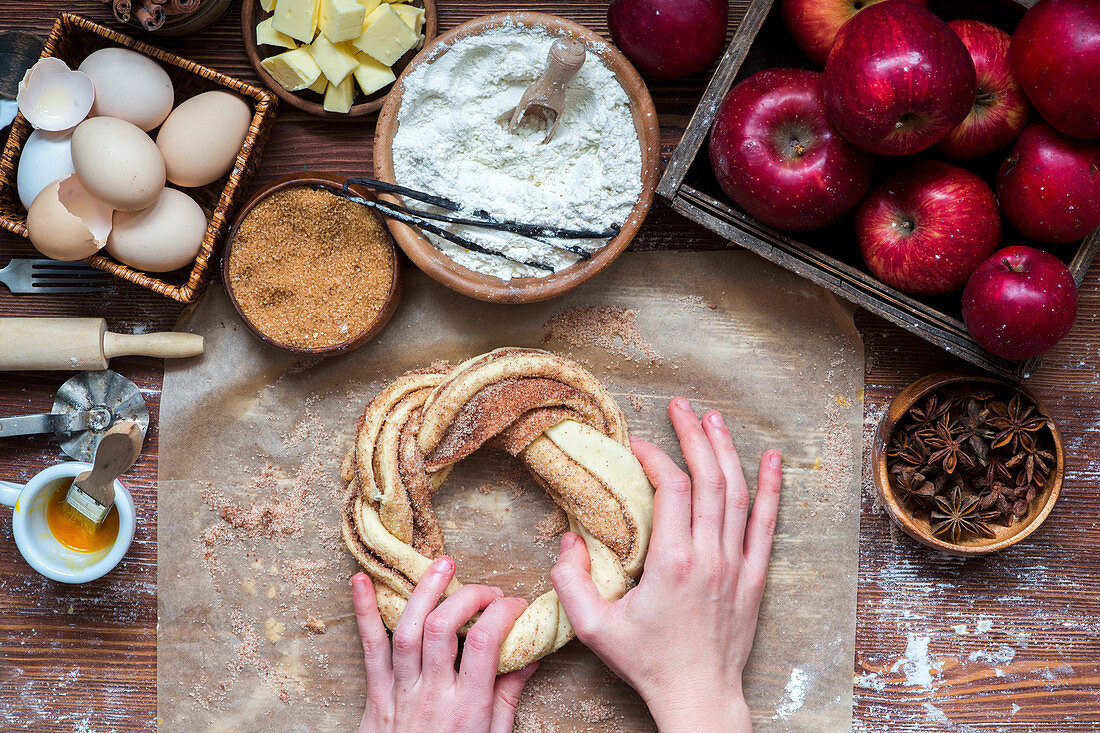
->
[341, 348, 654, 673]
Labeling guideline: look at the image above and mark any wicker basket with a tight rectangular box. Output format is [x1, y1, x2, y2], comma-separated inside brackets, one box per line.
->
[0, 13, 278, 304]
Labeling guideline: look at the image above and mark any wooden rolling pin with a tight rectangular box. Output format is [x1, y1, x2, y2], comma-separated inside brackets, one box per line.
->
[0, 317, 203, 370]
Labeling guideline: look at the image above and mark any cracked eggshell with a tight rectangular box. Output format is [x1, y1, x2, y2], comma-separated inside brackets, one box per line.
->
[78, 48, 175, 132]
[106, 188, 207, 272]
[71, 116, 165, 211]
[17, 128, 76, 210]
[16, 57, 95, 132]
[27, 174, 113, 261]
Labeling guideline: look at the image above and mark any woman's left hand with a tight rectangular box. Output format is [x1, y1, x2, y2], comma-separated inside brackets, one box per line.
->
[352, 558, 539, 733]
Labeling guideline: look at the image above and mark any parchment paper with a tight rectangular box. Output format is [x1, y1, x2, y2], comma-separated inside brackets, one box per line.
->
[158, 251, 864, 732]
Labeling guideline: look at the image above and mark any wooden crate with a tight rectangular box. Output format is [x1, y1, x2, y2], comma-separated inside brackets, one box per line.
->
[657, 0, 1100, 380]
[0, 13, 278, 304]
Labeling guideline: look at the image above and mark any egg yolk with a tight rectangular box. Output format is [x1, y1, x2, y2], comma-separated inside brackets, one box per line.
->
[45, 480, 119, 553]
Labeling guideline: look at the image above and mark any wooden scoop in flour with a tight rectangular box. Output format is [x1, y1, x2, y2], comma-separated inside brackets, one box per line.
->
[501, 37, 586, 144]
[64, 420, 143, 528]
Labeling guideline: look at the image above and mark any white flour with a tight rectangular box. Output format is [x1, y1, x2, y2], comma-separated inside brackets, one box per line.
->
[391, 25, 643, 280]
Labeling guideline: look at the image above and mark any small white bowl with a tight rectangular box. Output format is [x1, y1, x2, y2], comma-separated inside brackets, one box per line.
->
[0, 461, 135, 584]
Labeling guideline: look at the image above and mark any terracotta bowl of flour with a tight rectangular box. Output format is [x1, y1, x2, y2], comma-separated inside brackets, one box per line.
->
[374, 12, 660, 304]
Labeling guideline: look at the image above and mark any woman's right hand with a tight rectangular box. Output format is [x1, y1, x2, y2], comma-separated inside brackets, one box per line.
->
[353, 557, 538, 733]
[549, 397, 783, 733]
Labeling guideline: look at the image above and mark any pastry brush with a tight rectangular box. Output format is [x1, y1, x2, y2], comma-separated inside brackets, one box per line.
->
[63, 421, 143, 528]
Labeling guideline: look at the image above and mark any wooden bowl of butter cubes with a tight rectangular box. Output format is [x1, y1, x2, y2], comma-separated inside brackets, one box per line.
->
[242, 0, 436, 117]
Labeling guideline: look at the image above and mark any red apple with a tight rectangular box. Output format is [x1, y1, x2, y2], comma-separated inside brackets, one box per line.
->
[1009, 0, 1100, 139]
[608, 0, 728, 80]
[997, 122, 1100, 245]
[709, 68, 874, 231]
[937, 20, 1030, 160]
[823, 1, 976, 156]
[856, 161, 1001, 294]
[781, 0, 927, 67]
[962, 246, 1078, 359]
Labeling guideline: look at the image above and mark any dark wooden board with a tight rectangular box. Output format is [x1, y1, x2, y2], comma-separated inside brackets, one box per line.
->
[1, 1, 1098, 731]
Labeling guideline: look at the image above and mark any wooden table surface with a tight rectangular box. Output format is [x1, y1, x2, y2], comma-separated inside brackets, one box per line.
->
[1, 2, 1097, 731]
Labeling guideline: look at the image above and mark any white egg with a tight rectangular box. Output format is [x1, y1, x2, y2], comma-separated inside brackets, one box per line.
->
[79, 48, 175, 132]
[17, 129, 75, 209]
[27, 174, 113, 261]
[16, 57, 95, 132]
[0, 99, 17, 129]
[106, 188, 207, 272]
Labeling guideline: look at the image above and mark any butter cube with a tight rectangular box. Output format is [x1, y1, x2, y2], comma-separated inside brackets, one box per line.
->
[309, 34, 358, 84]
[307, 74, 329, 94]
[260, 0, 277, 11]
[257, 17, 297, 49]
[358, 0, 381, 10]
[390, 4, 425, 35]
[352, 52, 396, 96]
[319, 0, 366, 43]
[323, 75, 357, 113]
[260, 47, 322, 91]
[352, 5, 418, 66]
[272, 0, 319, 44]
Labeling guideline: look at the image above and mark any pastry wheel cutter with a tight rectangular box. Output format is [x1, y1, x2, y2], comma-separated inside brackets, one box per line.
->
[0, 370, 149, 461]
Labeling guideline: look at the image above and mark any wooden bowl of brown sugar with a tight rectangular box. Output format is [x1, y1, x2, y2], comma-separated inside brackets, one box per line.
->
[873, 371, 1065, 556]
[222, 173, 402, 355]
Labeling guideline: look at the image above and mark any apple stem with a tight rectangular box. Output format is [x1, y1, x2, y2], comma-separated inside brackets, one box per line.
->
[976, 91, 996, 105]
[1003, 257, 1024, 273]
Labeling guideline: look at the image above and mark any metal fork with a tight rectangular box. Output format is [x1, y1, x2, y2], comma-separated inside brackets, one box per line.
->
[0, 258, 113, 294]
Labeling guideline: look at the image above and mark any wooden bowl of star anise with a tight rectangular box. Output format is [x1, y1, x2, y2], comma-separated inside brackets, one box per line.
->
[873, 371, 1064, 556]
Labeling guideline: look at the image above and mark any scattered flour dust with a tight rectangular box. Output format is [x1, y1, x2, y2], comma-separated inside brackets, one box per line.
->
[891, 633, 944, 690]
[774, 667, 809, 720]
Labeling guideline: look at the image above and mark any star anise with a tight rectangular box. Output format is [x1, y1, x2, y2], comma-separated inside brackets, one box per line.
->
[1009, 483, 1037, 520]
[989, 394, 1048, 452]
[982, 454, 1013, 486]
[931, 487, 999, 542]
[944, 384, 995, 411]
[977, 481, 1016, 521]
[891, 465, 938, 504]
[955, 399, 995, 462]
[887, 430, 929, 467]
[1006, 447, 1054, 488]
[923, 416, 976, 474]
[909, 394, 952, 431]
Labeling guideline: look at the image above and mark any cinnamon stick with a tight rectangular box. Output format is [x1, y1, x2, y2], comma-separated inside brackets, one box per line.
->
[135, 0, 165, 30]
[111, 0, 132, 23]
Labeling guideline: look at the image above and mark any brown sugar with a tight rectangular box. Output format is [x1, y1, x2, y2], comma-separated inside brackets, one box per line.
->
[226, 186, 395, 349]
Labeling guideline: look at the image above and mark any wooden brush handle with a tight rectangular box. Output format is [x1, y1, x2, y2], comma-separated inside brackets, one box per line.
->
[74, 421, 144, 507]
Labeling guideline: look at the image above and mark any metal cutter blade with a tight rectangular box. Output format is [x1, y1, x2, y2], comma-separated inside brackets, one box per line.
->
[0, 370, 149, 461]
